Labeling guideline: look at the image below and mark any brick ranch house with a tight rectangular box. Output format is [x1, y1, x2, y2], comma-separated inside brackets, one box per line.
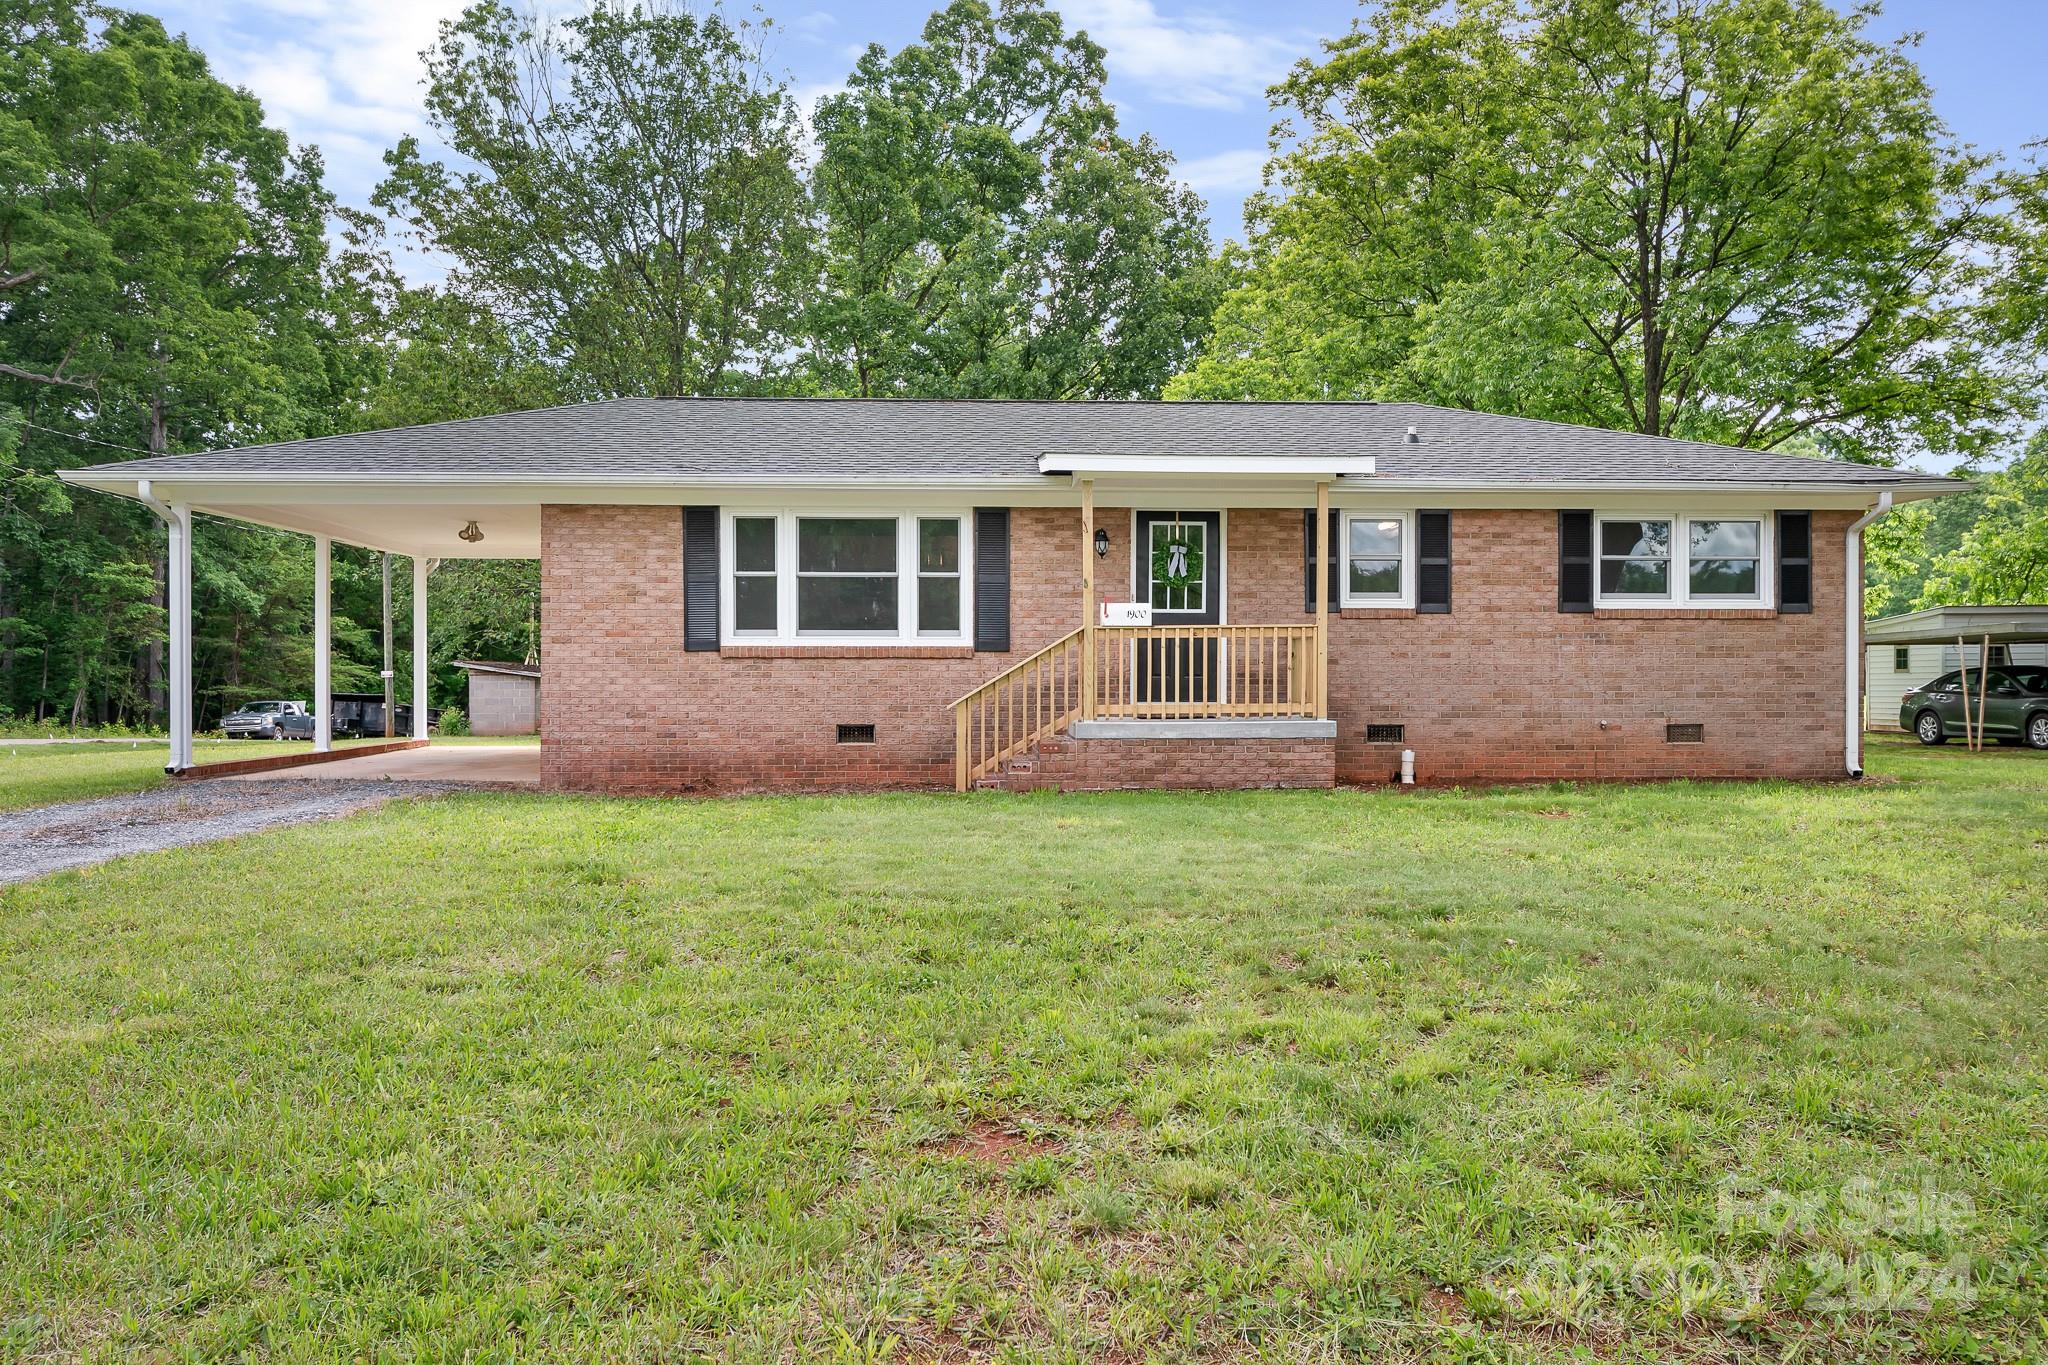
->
[61, 399, 1963, 792]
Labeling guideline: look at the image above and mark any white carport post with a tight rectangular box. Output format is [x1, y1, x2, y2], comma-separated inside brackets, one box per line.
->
[169, 502, 192, 771]
[136, 480, 193, 773]
[313, 533, 332, 753]
[412, 556, 431, 740]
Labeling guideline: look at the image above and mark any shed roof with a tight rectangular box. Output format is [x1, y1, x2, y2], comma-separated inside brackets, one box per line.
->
[453, 659, 540, 678]
[1864, 605, 2048, 645]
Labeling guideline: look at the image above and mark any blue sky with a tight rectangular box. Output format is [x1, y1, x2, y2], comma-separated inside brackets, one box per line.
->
[143, 0, 2048, 255]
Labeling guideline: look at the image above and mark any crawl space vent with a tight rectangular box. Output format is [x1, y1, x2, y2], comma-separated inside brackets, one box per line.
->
[1364, 724, 1406, 745]
[836, 723, 877, 745]
[1665, 723, 1705, 744]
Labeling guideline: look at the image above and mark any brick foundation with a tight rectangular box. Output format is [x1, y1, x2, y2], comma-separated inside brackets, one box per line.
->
[989, 733, 1335, 792]
[541, 504, 1857, 794]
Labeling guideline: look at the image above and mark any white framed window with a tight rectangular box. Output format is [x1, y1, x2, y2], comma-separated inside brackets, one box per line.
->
[1596, 514, 1771, 607]
[720, 510, 971, 645]
[915, 516, 964, 635]
[1339, 511, 1415, 608]
[732, 515, 779, 635]
[1686, 518, 1764, 600]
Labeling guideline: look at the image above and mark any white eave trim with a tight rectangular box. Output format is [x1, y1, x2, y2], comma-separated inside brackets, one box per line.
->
[1036, 453, 1377, 477]
[57, 467, 1962, 499]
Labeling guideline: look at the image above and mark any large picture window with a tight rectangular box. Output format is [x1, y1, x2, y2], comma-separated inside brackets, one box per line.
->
[1339, 512, 1414, 608]
[1596, 514, 1770, 607]
[798, 517, 897, 632]
[721, 511, 970, 645]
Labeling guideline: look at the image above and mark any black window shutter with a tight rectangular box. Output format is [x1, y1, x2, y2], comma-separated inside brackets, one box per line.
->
[1559, 510, 1594, 613]
[1417, 509, 1452, 613]
[683, 506, 719, 651]
[1778, 511, 1812, 614]
[1302, 509, 1340, 614]
[974, 508, 1010, 652]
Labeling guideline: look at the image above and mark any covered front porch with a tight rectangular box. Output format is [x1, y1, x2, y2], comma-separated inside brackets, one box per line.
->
[951, 469, 1345, 791]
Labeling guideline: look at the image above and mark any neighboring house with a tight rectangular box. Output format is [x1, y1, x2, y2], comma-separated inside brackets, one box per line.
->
[455, 659, 541, 736]
[1863, 605, 2048, 730]
[59, 399, 1963, 791]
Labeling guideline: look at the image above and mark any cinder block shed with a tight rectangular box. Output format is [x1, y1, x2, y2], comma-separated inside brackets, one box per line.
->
[454, 659, 540, 737]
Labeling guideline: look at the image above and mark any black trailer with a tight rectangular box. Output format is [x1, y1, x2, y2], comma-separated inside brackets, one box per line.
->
[280, 694, 434, 739]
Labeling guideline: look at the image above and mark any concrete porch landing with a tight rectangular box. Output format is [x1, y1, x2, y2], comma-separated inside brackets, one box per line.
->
[217, 744, 540, 787]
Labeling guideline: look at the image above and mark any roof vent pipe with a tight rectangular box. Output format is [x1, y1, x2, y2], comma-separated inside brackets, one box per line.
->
[1405, 426, 1420, 443]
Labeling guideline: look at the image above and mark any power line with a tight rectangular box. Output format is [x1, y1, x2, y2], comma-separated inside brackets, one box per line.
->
[19, 421, 162, 456]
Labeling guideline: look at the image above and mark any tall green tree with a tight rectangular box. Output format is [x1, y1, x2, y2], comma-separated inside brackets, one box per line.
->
[377, 0, 813, 398]
[1868, 434, 2048, 612]
[808, 0, 1221, 398]
[0, 0, 364, 725]
[1170, 0, 2044, 465]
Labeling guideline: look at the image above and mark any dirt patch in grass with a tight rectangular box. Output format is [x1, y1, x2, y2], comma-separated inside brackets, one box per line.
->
[926, 1117, 1065, 1169]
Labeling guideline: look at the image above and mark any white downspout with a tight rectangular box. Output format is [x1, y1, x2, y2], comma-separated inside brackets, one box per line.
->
[1844, 492, 1893, 778]
[313, 533, 332, 753]
[135, 481, 193, 773]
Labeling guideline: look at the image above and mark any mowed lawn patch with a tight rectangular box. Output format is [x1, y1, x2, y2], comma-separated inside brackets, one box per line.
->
[0, 739, 2043, 1360]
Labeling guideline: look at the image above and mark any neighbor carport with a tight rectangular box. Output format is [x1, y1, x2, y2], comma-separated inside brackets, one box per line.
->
[1867, 604, 2048, 750]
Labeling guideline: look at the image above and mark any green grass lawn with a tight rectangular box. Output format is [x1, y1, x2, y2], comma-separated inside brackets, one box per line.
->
[0, 735, 541, 811]
[1, 738, 2043, 1361]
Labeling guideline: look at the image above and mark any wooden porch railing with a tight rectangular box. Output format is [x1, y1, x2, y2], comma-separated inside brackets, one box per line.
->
[952, 628, 1086, 790]
[1093, 623, 1323, 720]
[950, 622, 1325, 789]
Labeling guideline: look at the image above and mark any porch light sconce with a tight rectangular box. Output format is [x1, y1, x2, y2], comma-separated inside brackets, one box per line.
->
[458, 520, 484, 544]
[1093, 528, 1110, 558]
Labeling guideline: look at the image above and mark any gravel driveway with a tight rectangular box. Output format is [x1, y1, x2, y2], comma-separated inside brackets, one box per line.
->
[0, 780, 473, 885]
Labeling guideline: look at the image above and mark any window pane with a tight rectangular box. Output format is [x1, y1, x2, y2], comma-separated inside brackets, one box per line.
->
[918, 518, 959, 573]
[1601, 520, 1670, 558]
[918, 576, 959, 633]
[1349, 558, 1401, 596]
[1600, 558, 1670, 595]
[734, 517, 776, 572]
[1689, 519, 1759, 557]
[1349, 517, 1401, 558]
[798, 575, 897, 631]
[734, 575, 777, 631]
[798, 518, 896, 573]
[1689, 558, 1758, 596]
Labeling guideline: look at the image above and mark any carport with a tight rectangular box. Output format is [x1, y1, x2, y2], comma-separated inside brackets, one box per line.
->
[1866, 604, 2048, 749]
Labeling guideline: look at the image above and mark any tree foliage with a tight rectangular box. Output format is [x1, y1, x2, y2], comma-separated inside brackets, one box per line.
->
[0, 0, 365, 725]
[1868, 436, 2048, 614]
[377, 0, 813, 398]
[1170, 0, 2045, 465]
[808, 0, 1221, 398]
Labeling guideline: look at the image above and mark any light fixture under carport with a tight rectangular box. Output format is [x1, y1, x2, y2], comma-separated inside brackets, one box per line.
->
[459, 520, 484, 544]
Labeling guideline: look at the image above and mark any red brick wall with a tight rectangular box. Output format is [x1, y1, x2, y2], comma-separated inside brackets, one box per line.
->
[993, 733, 1335, 792]
[541, 503, 1855, 793]
[1228, 507, 1855, 785]
[540, 505, 1091, 793]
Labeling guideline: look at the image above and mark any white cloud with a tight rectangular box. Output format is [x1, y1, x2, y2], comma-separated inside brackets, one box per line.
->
[152, 0, 471, 208]
[1176, 146, 1268, 194]
[1060, 0, 1302, 111]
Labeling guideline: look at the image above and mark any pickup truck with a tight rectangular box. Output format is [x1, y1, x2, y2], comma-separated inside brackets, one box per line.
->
[221, 700, 307, 739]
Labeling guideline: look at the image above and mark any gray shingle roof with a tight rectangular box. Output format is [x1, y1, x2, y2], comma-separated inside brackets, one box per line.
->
[76, 397, 1960, 488]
